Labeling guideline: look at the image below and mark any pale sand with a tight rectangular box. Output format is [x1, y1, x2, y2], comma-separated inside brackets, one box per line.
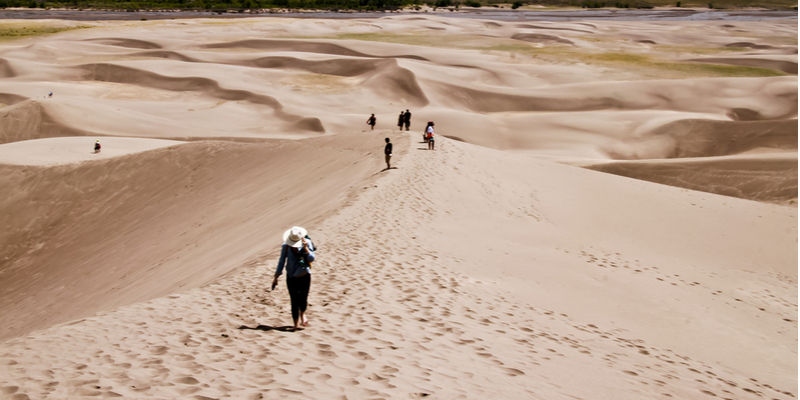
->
[0, 15, 796, 400]
[0, 136, 185, 166]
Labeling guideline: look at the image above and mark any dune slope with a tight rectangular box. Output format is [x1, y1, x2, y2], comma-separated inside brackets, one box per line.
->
[0, 134, 795, 400]
[0, 132, 399, 342]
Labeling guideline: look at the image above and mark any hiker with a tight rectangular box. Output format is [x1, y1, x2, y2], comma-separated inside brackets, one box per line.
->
[384, 137, 393, 170]
[48, 91, 53, 98]
[397, 111, 405, 131]
[366, 114, 376, 131]
[94, 140, 101, 153]
[272, 226, 315, 331]
[404, 109, 411, 131]
[426, 121, 435, 150]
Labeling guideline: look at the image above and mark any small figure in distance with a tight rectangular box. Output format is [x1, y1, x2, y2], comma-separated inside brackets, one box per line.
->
[384, 137, 393, 170]
[426, 121, 435, 150]
[94, 140, 101, 153]
[366, 114, 376, 131]
[397, 111, 405, 131]
[272, 226, 315, 331]
[404, 109, 411, 131]
[48, 91, 53, 98]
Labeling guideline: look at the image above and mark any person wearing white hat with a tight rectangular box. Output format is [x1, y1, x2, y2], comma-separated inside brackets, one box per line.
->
[273, 226, 315, 331]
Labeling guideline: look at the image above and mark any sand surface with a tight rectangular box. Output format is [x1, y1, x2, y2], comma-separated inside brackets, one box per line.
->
[0, 14, 796, 400]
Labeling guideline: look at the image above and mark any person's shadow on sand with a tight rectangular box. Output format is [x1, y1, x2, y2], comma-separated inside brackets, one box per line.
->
[380, 167, 397, 172]
[238, 324, 297, 332]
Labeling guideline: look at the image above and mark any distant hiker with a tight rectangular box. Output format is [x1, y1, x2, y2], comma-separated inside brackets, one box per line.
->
[384, 137, 393, 170]
[426, 121, 435, 150]
[48, 91, 53, 98]
[397, 111, 405, 131]
[367, 114, 376, 131]
[404, 109, 411, 131]
[94, 140, 101, 153]
[272, 226, 315, 331]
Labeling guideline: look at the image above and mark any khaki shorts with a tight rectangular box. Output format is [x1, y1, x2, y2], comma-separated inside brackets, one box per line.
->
[385, 154, 391, 164]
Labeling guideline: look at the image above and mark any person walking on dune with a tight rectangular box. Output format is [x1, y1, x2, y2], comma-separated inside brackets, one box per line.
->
[426, 121, 435, 150]
[404, 109, 411, 131]
[397, 111, 405, 131]
[272, 226, 315, 331]
[367, 114, 376, 131]
[384, 137, 393, 170]
[94, 140, 101, 153]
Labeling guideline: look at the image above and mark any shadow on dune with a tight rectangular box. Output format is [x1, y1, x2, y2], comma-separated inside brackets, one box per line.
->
[248, 56, 429, 107]
[584, 118, 798, 202]
[83, 37, 163, 49]
[201, 39, 430, 62]
[512, 33, 575, 46]
[585, 156, 798, 203]
[687, 57, 797, 74]
[0, 132, 396, 341]
[423, 78, 797, 118]
[74, 63, 324, 132]
[516, 24, 594, 34]
[130, 50, 201, 62]
[0, 100, 94, 144]
[648, 119, 798, 158]
[0, 58, 15, 78]
[0, 93, 27, 107]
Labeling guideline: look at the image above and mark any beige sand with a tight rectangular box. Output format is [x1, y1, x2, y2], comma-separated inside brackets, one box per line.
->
[0, 15, 796, 399]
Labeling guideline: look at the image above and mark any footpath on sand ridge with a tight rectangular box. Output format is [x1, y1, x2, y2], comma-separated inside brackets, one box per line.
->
[0, 132, 794, 400]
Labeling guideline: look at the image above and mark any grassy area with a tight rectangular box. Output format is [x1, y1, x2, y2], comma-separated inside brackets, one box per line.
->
[0, 24, 91, 41]
[330, 32, 788, 79]
[576, 52, 785, 77]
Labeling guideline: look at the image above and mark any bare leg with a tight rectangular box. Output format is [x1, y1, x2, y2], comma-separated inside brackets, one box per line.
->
[301, 312, 309, 326]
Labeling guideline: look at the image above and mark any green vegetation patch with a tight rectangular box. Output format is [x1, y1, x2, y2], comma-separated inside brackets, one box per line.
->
[0, 24, 91, 41]
[323, 31, 786, 79]
[557, 50, 786, 78]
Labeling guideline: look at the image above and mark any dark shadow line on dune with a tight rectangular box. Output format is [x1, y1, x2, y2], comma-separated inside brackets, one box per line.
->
[74, 63, 325, 132]
[201, 39, 430, 62]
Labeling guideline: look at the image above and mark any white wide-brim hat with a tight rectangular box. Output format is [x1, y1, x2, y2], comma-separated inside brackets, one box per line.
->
[283, 226, 307, 248]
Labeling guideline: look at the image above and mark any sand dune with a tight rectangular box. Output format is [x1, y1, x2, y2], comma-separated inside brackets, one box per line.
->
[0, 136, 186, 166]
[83, 37, 164, 50]
[0, 132, 396, 342]
[584, 152, 798, 203]
[688, 55, 798, 74]
[0, 14, 795, 400]
[0, 101, 93, 144]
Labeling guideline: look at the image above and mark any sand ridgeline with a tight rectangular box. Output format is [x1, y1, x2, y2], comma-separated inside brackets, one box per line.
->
[0, 14, 796, 400]
[0, 133, 796, 399]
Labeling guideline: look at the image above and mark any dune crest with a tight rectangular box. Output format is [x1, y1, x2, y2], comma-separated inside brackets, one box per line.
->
[0, 15, 795, 400]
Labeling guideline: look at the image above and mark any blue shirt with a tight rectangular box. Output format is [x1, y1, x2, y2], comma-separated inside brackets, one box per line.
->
[275, 243, 315, 278]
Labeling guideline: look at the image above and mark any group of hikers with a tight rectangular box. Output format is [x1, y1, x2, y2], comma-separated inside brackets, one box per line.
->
[271, 113, 440, 331]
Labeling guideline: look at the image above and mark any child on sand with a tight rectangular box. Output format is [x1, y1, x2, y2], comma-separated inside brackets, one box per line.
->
[384, 137, 393, 170]
[426, 121, 435, 150]
[272, 226, 315, 331]
[367, 114, 376, 131]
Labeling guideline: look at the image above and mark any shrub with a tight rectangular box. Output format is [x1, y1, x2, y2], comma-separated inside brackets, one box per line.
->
[511, 0, 521, 7]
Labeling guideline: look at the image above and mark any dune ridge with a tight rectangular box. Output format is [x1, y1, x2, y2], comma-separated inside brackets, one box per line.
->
[584, 153, 798, 203]
[0, 133, 795, 399]
[0, 100, 94, 144]
[0, 132, 396, 342]
[74, 63, 325, 132]
[0, 15, 795, 400]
